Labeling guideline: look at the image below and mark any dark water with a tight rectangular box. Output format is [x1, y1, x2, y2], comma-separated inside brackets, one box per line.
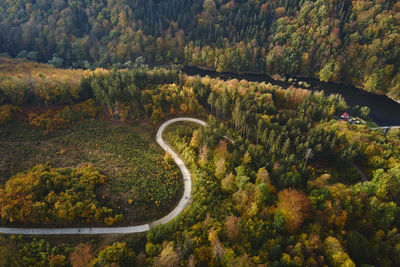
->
[183, 66, 400, 126]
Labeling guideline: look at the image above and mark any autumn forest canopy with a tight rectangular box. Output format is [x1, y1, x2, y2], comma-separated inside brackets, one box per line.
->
[0, 0, 399, 100]
[1, 0, 400, 267]
[0, 55, 399, 265]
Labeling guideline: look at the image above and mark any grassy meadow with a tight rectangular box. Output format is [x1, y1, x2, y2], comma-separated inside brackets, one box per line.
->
[0, 119, 183, 226]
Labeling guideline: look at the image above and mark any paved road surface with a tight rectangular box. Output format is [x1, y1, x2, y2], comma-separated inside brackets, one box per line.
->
[372, 126, 400, 129]
[0, 117, 206, 235]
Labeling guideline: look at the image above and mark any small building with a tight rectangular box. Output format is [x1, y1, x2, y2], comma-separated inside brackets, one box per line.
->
[340, 112, 361, 125]
[341, 112, 349, 120]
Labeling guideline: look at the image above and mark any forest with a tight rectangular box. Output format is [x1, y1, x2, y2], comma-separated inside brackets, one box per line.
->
[0, 0, 399, 101]
[0, 56, 400, 266]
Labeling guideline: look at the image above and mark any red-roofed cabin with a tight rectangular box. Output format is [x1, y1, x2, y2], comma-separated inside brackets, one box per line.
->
[341, 112, 349, 119]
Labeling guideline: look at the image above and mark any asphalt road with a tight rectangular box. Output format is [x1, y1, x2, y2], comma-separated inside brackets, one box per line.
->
[0, 117, 206, 235]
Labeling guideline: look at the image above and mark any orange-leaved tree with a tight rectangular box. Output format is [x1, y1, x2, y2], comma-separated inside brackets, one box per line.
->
[277, 188, 311, 233]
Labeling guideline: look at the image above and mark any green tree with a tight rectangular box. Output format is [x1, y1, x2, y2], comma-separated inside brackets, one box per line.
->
[91, 242, 135, 267]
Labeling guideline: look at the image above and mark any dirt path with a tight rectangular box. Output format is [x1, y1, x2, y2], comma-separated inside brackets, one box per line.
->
[351, 163, 368, 183]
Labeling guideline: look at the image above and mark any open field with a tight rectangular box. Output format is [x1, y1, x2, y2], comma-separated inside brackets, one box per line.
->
[0, 119, 183, 226]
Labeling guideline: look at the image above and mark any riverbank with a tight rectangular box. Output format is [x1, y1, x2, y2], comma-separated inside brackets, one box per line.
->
[388, 96, 400, 105]
[182, 65, 400, 126]
[183, 64, 400, 104]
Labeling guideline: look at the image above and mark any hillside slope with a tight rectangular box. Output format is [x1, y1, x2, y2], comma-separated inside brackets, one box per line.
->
[0, 0, 399, 100]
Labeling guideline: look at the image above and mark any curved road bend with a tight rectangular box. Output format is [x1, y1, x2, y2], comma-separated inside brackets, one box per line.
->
[0, 117, 207, 235]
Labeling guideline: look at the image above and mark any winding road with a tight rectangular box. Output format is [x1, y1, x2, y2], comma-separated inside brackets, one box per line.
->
[372, 126, 400, 130]
[0, 117, 206, 235]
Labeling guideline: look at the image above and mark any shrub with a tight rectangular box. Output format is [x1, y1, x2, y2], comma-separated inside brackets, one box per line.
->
[91, 242, 136, 267]
[0, 104, 21, 126]
[0, 163, 120, 224]
[28, 99, 99, 133]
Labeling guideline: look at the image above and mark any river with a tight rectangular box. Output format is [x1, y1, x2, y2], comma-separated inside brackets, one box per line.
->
[183, 66, 400, 126]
